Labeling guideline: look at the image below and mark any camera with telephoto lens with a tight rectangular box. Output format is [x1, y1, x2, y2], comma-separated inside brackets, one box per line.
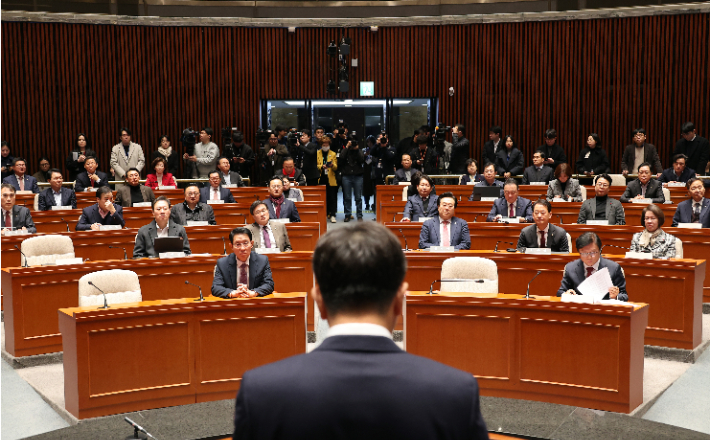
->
[255, 128, 271, 145]
[434, 123, 451, 141]
[181, 128, 198, 156]
[287, 128, 303, 147]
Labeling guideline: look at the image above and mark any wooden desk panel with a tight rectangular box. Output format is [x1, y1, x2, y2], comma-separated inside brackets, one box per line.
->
[59, 294, 306, 419]
[404, 292, 648, 413]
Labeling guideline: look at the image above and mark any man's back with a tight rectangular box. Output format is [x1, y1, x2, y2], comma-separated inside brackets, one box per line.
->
[234, 335, 488, 440]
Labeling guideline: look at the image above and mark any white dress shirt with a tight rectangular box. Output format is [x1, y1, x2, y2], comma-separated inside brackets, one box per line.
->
[52, 189, 63, 207]
[326, 323, 392, 340]
[156, 221, 170, 237]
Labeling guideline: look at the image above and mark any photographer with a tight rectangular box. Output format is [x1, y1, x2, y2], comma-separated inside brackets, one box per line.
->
[332, 123, 349, 154]
[372, 132, 396, 185]
[411, 134, 439, 175]
[396, 129, 422, 169]
[450, 124, 469, 174]
[261, 132, 289, 180]
[223, 131, 254, 180]
[297, 129, 320, 186]
[184, 127, 219, 178]
[338, 134, 365, 222]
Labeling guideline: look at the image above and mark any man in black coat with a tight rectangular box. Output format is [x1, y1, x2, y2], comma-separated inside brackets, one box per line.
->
[296, 129, 320, 186]
[74, 156, 110, 192]
[395, 129, 421, 170]
[232, 223, 489, 440]
[449, 124, 470, 174]
[410, 135, 439, 175]
[482, 125, 503, 168]
[536, 129, 567, 170]
[621, 128, 663, 176]
[211, 227, 274, 298]
[620, 162, 665, 204]
[674, 122, 709, 176]
[224, 131, 255, 180]
[76, 186, 125, 231]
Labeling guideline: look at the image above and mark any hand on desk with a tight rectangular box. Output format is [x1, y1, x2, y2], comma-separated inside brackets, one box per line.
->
[230, 285, 257, 298]
[564, 287, 619, 299]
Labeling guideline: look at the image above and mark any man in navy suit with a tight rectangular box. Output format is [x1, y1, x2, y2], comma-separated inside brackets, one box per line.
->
[486, 179, 533, 222]
[1, 183, 36, 234]
[233, 223, 489, 439]
[200, 170, 236, 203]
[212, 227, 274, 298]
[76, 186, 125, 231]
[672, 177, 710, 228]
[419, 192, 471, 250]
[74, 156, 109, 192]
[263, 175, 301, 223]
[557, 232, 628, 301]
[37, 169, 77, 211]
[657, 153, 695, 185]
[470, 163, 504, 199]
[517, 199, 569, 253]
[2, 157, 39, 193]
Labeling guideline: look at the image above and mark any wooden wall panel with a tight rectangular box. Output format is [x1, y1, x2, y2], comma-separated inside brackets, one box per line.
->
[1, 15, 709, 180]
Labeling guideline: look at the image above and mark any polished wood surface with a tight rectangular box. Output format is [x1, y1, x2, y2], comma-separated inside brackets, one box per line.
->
[59, 293, 306, 419]
[404, 292, 649, 413]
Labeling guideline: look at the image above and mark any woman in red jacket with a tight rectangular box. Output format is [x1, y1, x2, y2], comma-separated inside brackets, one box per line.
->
[145, 157, 177, 189]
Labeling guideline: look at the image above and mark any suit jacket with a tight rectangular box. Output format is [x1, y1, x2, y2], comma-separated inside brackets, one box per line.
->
[247, 221, 292, 252]
[263, 198, 301, 223]
[38, 187, 77, 211]
[657, 167, 696, 183]
[449, 136, 470, 174]
[557, 257, 628, 301]
[110, 142, 146, 179]
[470, 179, 504, 200]
[76, 203, 125, 231]
[297, 141, 320, 179]
[74, 170, 109, 192]
[410, 147, 439, 175]
[419, 216, 471, 250]
[393, 168, 415, 185]
[575, 147, 610, 175]
[486, 197, 533, 222]
[674, 136, 709, 176]
[115, 184, 156, 207]
[577, 197, 626, 225]
[219, 171, 245, 187]
[199, 186, 236, 204]
[133, 220, 191, 258]
[517, 224, 569, 253]
[275, 168, 307, 187]
[620, 179, 665, 203]
[521, 165, 554, 185]
[630, 229, 678, 259]
[65, 148, 98, 180]
[546, 178, 583, 202]
[621, 143, 663, 173]
[233, 335, 488, 440]
[459, 173, 483, 185]
[2, 174, 40, 193]
[211, 252, 274, 297]
[536, 144, 568, 169]
[495, 148, 524, 175]
[672, 197, 710, 227]
[169, 202, 216, 226]
[403, 194, 439, 221]
[1, 205, 36, 233]
[483, 139, 504, 167]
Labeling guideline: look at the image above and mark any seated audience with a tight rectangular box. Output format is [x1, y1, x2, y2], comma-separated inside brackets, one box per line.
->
[246, 200, 292, 252]
[1, 183, 36, 234]
[74, 156, 109, 191]
[621, 128, 663, 176]
[522, 151, 554, 184]
[76, 186, 125, 231]
[546, 163, 583, 202]
[620, 162, 665, 203]
[402, 174, 438, 222]
[38, 169, 77, 211]
[410, 134, 438, 175]
[2, 157, 39, 193]
[263, 175, 301, 223]
[217, 156, 244, 187]
[200, 170, 236, 203]
[145, 156, 177, 189]
[486, 179, 533, 223]
[459, 158, 483, 185]
[575, 133, 610, 176]
[577, 174, 626, 225]
[495, 135, 524, 178]
[674, 122, 709, 178]
[211, 227, 274, 298]
[133, 196, 191, 258]
[557, 232, 628, 301]
[169, 183, 216, 226]
[657, 154, 695, 185]
[536, 128, 567, 169]
[630, 204, 678, 258]
[393, 154, 415, 184]
[672, 177, 710, 227]
[33, 157, 51, 183]
[115, 167, 156, 207]
[276, 157, 306, 187]
[517, 199, 569, 252]
[282, 176, 304, 201]
[470, 162, 504, 199]
[419, 192, 471, 250]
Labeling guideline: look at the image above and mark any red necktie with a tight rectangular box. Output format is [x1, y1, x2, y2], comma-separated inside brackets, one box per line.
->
[4, 210, 10, 229]
[239, 262, 248, 285]
[586, 267, 595, 278]
[442, 220, 450, 247]
[509, 203, 514, 218]
[539, 231, 546, 248]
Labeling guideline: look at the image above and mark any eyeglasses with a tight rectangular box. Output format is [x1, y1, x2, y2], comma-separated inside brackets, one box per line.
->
[233, 242, 251, 249]
[596, 183, 609, 188]
[580, 251, 599, 257]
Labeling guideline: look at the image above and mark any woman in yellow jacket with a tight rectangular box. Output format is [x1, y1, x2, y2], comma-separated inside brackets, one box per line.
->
[317, 136, 338, 223]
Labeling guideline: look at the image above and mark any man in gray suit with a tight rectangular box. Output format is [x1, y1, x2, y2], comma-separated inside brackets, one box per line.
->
[246, 200, 292, 252]
[115, 168, 156, 207]
[517, 199, 569, 253]
[133, 196, 191, 258]
[170, 183, 216, 226]
[522, 151, 555, 185]
[577, 174, 626, 225]
[211, 227, 274, 298]
[419, 192, 471, 250]
[620, 162, 665, 204]
[1, 183, 36, 234]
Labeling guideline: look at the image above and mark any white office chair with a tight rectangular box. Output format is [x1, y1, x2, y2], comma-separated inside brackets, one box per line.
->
[566, 233, 572, 253]
[579, 186, 587, 201]
[33, 194, 39, 211]
[402, 185, 409, 201]
[675, 238, 683, 258]
[20, 235, 75, 266]
[609, 174, 627, 186]
[662, 187, 671, 202]
[78, 269, 142, 307]
[440, 257, 498, 295]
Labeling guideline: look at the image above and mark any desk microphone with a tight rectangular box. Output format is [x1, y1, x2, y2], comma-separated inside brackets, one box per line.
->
[222, 237, 227, 255]
[14, 245, 29, 267]
[494, 241, 515, 253]
[87, 281, 109, 309]
[398, 228, 409, 251]
[428, 278, 484, 295]
[60, 217, 71, 232]
[185, 280, 205, 302]
[124, 417, 158, 440]
[234, 213, 248, 225]
[600, 244, 630, 255]
[108, 245, 127, 260]
[524, 270, 542, 299]
[557, 215, 564, 224]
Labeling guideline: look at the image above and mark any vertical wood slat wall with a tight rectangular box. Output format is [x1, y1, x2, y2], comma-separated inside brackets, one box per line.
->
[1, 15, 708, 178]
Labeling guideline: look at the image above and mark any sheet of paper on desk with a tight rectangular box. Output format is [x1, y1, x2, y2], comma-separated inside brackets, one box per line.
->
[577, 267, 613, 302]
[561, 294, 594, 304]
[598, 299, 634, 307]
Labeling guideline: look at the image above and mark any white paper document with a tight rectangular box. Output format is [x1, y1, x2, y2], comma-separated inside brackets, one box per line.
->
[576, 267, 613, 302]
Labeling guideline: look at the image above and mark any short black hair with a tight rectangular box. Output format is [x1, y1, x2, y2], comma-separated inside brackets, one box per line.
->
[533, 198, 552, 213]
[576, 232, 602, 250]
[686, 177, 702, 189]
[483, 162, 496, 172]
[96, 186, 112, 198]
[268, 175, 284, 186]
[208, 170, 221, 179]
[48, 168, 62, 179]
[681, 122, 695, 134]
[275, 125, 287, 133]
[419, 125, 431, 133]
[417, 174, 434, 189]
[2, 183, 16, 193]
[217, 156, 230, 164]
[533, 151, 547, 160]
[672, 153, 688, 163]
[84, 155, 97, 164]
[282, 157, 295, 163]
[229, 227, 252, 243]
[415, 135, 428, 145]
[184, 183, 200, 192]
[637, 162, 652, 172]
[489, 126, 502, 136]
[504, 178, 519, 189]
[301, 129, 312, 137]
[159, 134, 170, 143]
[595, 173, 612, 186]
[437, 191, 457, 208]
[152, 195, 171, 210]
[120, 127, 132, 137]
[455, 124, 465, 133]
[250, 200, 267, 215]
[465, 158, 478, 168]
[313, 223, 406, 316]
[11, 157, 26, 167]
[201, 127, 214, 138]
[544, 129, 557, 139]
[632, 128, 646, 137]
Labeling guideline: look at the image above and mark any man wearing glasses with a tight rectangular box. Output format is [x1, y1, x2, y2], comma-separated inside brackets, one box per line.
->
[211, 227, 274, 299]
[557, 232, 628, 301]
[577, 174, 626, 225]
[263, 175, 301, 222]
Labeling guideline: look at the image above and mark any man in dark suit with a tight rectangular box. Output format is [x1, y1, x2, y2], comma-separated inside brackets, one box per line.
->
[419, 192, 471, 250]
[449, 124, 470, 174]
[657, 154, 696, 185]
[395, 129, 421, 170]
[1, 183, 36, 234]
[233, 222, 488, 439]
[482, 125, 503, 168]
[557, 232, 628, 301]
[577, 174, 626, 225]
[170, 183, 216, 226]
[133, 196, 191, 258]
[517, 199, 569, 252]
[246, 200, 292, 252]
[200, 170, 237, 203]
[2, 157, 40, 193]
[536, 129, 567, 170]
[212, 227, 274, 298]
[522, 151, 555, 184]
[392, 154, 415, 184]
[115, 168, 156, 207]
[621, 128, 663, 176]
[263, 175, 301, 222]
[410, 135, 439, 175]
[74, 156, 110, 192]
[674, 122, 709, 176]
[486, 179, 533, 222]
[217, 157, 244, 187]
[296, 130, 320, 186]
[37, 169, 77, 211]
[470, 163, 505, 199]
[275, 157, 307, 187]
[76, 186, 125, 231]
[672, 177, 710, 227]
[620, 163, 665, 204]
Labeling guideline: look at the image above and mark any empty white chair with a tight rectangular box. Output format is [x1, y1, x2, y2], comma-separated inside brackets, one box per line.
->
[440, 257, 498, 295]
[662, 187, 671, 202]
[579, 185, 587, 201]
[402, 185, 409, 201]
[33, 193, 39, 211]
[675, 238, 684, 259]
[609, 174, 627, 186]
[78, 269, 142, 307]
[20, 235, 75, 266]
[566, 233, 572, 253]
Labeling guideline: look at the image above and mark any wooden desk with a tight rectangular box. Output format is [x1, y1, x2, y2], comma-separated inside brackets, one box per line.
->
[59, 293, 306, 419]
[404, 292, 649, 413]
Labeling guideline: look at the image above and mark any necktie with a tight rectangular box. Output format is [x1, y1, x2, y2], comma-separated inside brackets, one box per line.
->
[239, 262, 248, 286]
[586, 267, 595, 278]
[19, 177, 24, 191]
[262, 226, 272, 248]
[91, 177, 95, 188]
[539, 230, 546, 248]
[692, 202, 701, 223]
[4, 210, 10, 229]
[641, 185, 646, 198]
[509, 203, 514, 218]
[212, 189, 218, 200]
[442, 220, 450, 247]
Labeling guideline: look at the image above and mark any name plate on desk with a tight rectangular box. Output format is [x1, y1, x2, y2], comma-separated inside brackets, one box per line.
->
[466, 181, 476, 185]
[418, 217, 432, 223]
[87, 187, 99, 192]
[55, 257, 83, 266]
[561, 294, 595, 304]
[625, 251, 653, 259]
[287, 198, 299, 203]
[16, 191, 33, 195]
[186, 221, 209, 227]
[481, 197, 498, 202]
[51, 206, 73, 211]
[271, 218, 290, 223]
[551, 198, 569, 202]
[676, 223, 702, 229]
[398, 182, 410, 185]
[99, 225, 122, 231]
[255, 247, 280, 254]
[586, 220, 608, 226]
[525, 248, 551, 255]
[159, 252, 186, 259]
[206, 200, 225, 205]
[133, 202, 152, 207]
[666, 182, 686, 188]
[530, 182, 548, 186]
[4, 229, 30, 236]
[429, 246, 455, 252]
[631, 198, 652, 204]
[158, 186, 176, 190]
[222, 184, 238, 188]
[500, 217, 519, 223]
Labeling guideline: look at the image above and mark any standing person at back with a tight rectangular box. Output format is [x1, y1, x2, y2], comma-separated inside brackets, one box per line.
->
[482, 125, 503, 167]
[110, 128, 146, 181]
[449, 124, 469, 174]
[621, 128, 663, 177]
[233, 222, 488, 440]
[185, 127, 219, 178]
[674, 122, 709, 177]
[536, 129, 567, 170]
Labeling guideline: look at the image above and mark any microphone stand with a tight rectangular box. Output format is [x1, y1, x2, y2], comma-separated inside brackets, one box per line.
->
[494, 241, 514, 253]
[88, 281, 109, 309]
[124, 417, 158, 440]
[14, 245, 29, 267]
[60, 217, 71, 232]
[523, 270, 542, 299]
[222, 237, 227, 255]
[399, 228, 409, 251]
[428, 278, 485, 295]
[185, 280, 205, 302]
[108, 245, 127, 260]
[600, 244, 630, 255]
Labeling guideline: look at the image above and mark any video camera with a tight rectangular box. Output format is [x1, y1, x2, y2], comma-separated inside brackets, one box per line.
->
[180, 128, 198, 156]
[255, 128, 272, 145]
[287, 128, 303, 148]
